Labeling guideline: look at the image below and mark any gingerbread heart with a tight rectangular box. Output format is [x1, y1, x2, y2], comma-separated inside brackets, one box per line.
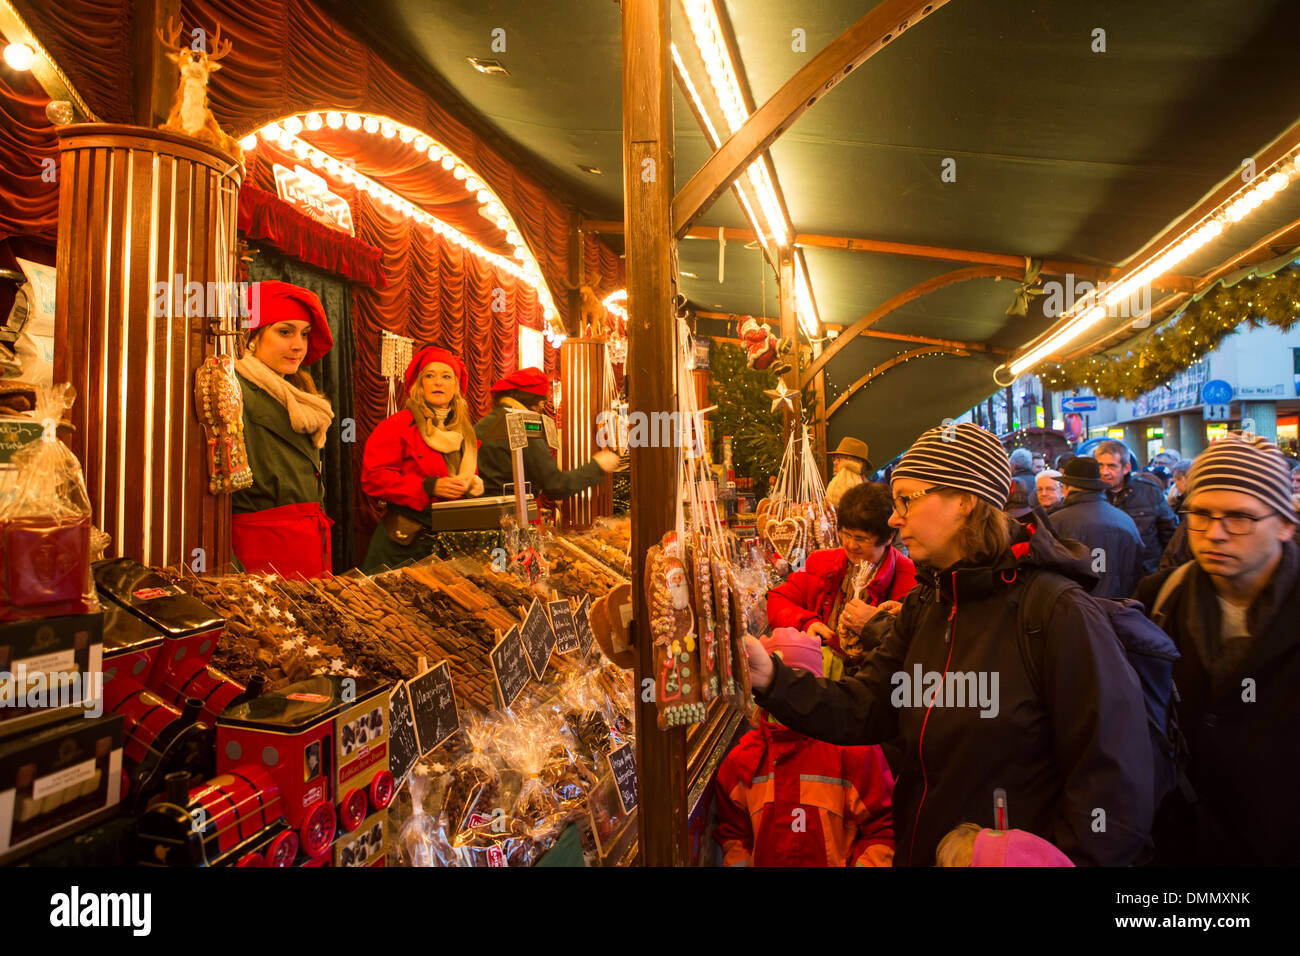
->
[764, 516, 806, 558]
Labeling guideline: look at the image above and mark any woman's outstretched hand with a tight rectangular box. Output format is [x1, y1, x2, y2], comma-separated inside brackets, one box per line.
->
[744, 636, 774, 693]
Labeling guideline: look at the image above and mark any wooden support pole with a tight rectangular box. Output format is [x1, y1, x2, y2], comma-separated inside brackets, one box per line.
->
[623, 0, 687, 867]
[778, 246, 800, 495]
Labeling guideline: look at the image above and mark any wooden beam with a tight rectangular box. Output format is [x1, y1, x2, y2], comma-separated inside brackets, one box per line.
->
[826, 347, 971, 417]
[1060, 212, 1300, 361]
[1009, 117, 1300, 371]
[778, 246, 799, 492]
[671, 0, 954, 236]
[622, 0, 687, 868]
[800, 265, 1020, 386]
[580, 219, 1196, 286]
[694, 310, 1009, 355]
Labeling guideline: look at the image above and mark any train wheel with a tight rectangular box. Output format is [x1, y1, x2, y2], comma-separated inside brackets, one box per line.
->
[340, 788, 367, 832]
[300, 801, 336, 858]
[266, 830, 299, 867]
[369, 771, 395, 812]
[236, 852, 265, 867]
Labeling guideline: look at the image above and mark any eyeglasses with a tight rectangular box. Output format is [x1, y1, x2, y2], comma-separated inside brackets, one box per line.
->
[838, 530, 878, 547]
[1181, 508, 1273, 535]
[892, 487, 941, 517]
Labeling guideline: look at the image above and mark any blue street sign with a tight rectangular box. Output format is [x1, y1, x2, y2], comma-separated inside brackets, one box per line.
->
[1061, 396, 1098, 413]
[1202, 379, 1234, 405]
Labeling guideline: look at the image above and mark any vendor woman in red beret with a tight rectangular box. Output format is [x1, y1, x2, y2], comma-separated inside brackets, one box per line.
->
[232, 280, 336, 578]
[360, 346, 484, 571]
[474, 366, 618, 499]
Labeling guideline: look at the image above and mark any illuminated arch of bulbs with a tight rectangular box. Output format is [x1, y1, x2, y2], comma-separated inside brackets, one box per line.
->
[241, 111, 566, 346]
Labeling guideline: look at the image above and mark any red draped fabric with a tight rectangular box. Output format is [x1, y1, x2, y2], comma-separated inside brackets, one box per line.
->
[584, 233, 626, 298]
[11, 0, 134, 124]
[238, 184, 385, 288]
[0, 59, 58, 245]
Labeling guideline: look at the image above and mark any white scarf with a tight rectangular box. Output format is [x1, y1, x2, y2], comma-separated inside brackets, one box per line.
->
[235, 354, 334, 449]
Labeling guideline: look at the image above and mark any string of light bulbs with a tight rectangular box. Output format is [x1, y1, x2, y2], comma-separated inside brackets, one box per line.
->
[243, 113, 566, 346]
[999, 148, 1300, 383]
[675, 0, 820, 339]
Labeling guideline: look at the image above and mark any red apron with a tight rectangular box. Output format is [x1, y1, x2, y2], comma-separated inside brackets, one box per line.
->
[231, 502, 333, 579]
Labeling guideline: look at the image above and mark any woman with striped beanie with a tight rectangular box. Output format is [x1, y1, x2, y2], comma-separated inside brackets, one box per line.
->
[745, 421, 1155, 867]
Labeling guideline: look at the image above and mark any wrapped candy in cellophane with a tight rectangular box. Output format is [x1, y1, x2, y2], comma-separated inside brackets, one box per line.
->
[0, 385, 98, 621]
[388, 655, 635, 866]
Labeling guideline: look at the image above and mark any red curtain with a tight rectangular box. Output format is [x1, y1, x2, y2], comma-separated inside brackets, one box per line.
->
[0, 58, 58, 245]
[238, 184, 385, 288]
[10, 0, 134, 124]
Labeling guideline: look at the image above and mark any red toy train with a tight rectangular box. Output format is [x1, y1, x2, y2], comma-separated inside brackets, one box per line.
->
[137, 675, 394, 866]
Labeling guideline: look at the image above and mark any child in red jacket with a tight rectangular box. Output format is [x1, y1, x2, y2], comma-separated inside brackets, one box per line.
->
[713, 629, 895, 867]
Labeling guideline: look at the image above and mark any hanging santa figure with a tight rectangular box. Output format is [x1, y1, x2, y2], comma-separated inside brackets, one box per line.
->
[737, 316, 779, 370]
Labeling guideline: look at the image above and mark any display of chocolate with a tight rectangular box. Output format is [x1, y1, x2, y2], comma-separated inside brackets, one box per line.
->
[0, 712, 124, 864]
[0, 611, 104, 736]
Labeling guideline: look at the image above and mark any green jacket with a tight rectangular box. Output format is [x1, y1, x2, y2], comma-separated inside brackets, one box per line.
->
[474, 404, 604, 500]
[232, 371, 325, 513]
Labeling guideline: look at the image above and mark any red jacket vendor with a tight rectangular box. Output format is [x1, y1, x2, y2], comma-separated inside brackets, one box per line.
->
[361, 346, 484, 571]
[767, 481, 917, 679]
[232, 280, 336, 579]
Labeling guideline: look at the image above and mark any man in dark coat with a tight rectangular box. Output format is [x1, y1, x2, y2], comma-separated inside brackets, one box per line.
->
[474, 367, 618, 499]
[1008, 447, 1036, 501]
[1050, 457, 1144, 598]
[1134, 435, 1299, 865]
[1096, 440, 1177, 576]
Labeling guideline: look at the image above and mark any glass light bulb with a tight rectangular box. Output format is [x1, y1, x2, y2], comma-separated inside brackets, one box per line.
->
[414, 135, 429, 151]
[3, 43, 35, 71]
[345, 113, 362, 130]
[441, 155, 455, 170]
[381, 122, 396, 138]
[453, 166, 468, 180]
[363, 116, 379, 134]
[325, 111, 343, 129]
[427, 144, 443, 161]
[399, 127, 415, 143]
[260, 123, 282, 140]
[304, 112, 322, 131]
[284, 116, 304, 135]
[239, 134, 258, 151]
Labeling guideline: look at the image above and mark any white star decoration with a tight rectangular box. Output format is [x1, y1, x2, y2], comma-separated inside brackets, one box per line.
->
[329, 658, 346, 673]
[763, 380, 796, 414]
[268, 606, 283, 620]
[303, 645, 321, 659]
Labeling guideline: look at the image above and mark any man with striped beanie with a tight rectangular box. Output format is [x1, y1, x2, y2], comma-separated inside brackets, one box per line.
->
[1134, 434, 1299, 865]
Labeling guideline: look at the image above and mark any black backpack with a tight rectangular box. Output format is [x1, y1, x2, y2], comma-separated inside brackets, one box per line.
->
[1016, 565, 1194, 811]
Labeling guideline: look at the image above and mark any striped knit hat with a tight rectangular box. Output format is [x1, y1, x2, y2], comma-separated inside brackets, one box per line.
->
[1186, 434, 1297, 524]
[890, 422, 1012, 509]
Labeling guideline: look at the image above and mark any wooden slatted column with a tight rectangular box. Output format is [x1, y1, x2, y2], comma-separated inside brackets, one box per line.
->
[53, 124, 241, 571]
[559, 337, 613, 529]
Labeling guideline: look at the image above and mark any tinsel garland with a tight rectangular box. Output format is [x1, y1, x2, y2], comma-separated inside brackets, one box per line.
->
[1039, 265, 1300, 399]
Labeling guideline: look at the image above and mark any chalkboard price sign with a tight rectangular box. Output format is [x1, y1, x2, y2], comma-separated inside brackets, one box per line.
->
[520, 598, 557, 679]
[506, 412, 529, 451]
[548, 599, 580, 654]
[491, 626, 531, 708]
[607, 743, 638, 814]
[574, 594, 595, 657]
[542, 415, 559, 450]
[408, 661, 459, 755]
[387, 681, 420, 786]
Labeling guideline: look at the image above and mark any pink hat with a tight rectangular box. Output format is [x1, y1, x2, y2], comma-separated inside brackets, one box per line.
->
[971, 829, 1074, 867]
[760, 628, 823, 677]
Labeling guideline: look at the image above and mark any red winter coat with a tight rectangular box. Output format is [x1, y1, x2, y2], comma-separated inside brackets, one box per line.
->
[714, 717, 895, 867]
[767, 546, 917, 652]
[360, 410, 461, 510]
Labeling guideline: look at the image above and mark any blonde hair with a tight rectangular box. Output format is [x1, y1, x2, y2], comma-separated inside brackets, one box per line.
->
[937, 489, 1014, 564]
[935, 822, 981, 867]
[245, 328, 320, 396]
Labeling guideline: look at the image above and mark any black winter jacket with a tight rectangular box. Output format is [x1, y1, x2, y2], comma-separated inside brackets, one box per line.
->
[755, 522, 1154, 867]
[1134, 541, 1300, 865]
[1108, 474, 1178, 577]
[1050, 489, 1144, 598]
[474, 405, 605, 500]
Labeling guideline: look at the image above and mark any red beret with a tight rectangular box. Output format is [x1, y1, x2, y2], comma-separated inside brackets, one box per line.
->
[244, 281, 334, 366]
[490, 367, 551, 397]
[404, 346, 467, 396]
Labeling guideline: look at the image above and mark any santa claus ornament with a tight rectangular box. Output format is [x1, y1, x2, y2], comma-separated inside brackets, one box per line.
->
[736, 316, 794, 373]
